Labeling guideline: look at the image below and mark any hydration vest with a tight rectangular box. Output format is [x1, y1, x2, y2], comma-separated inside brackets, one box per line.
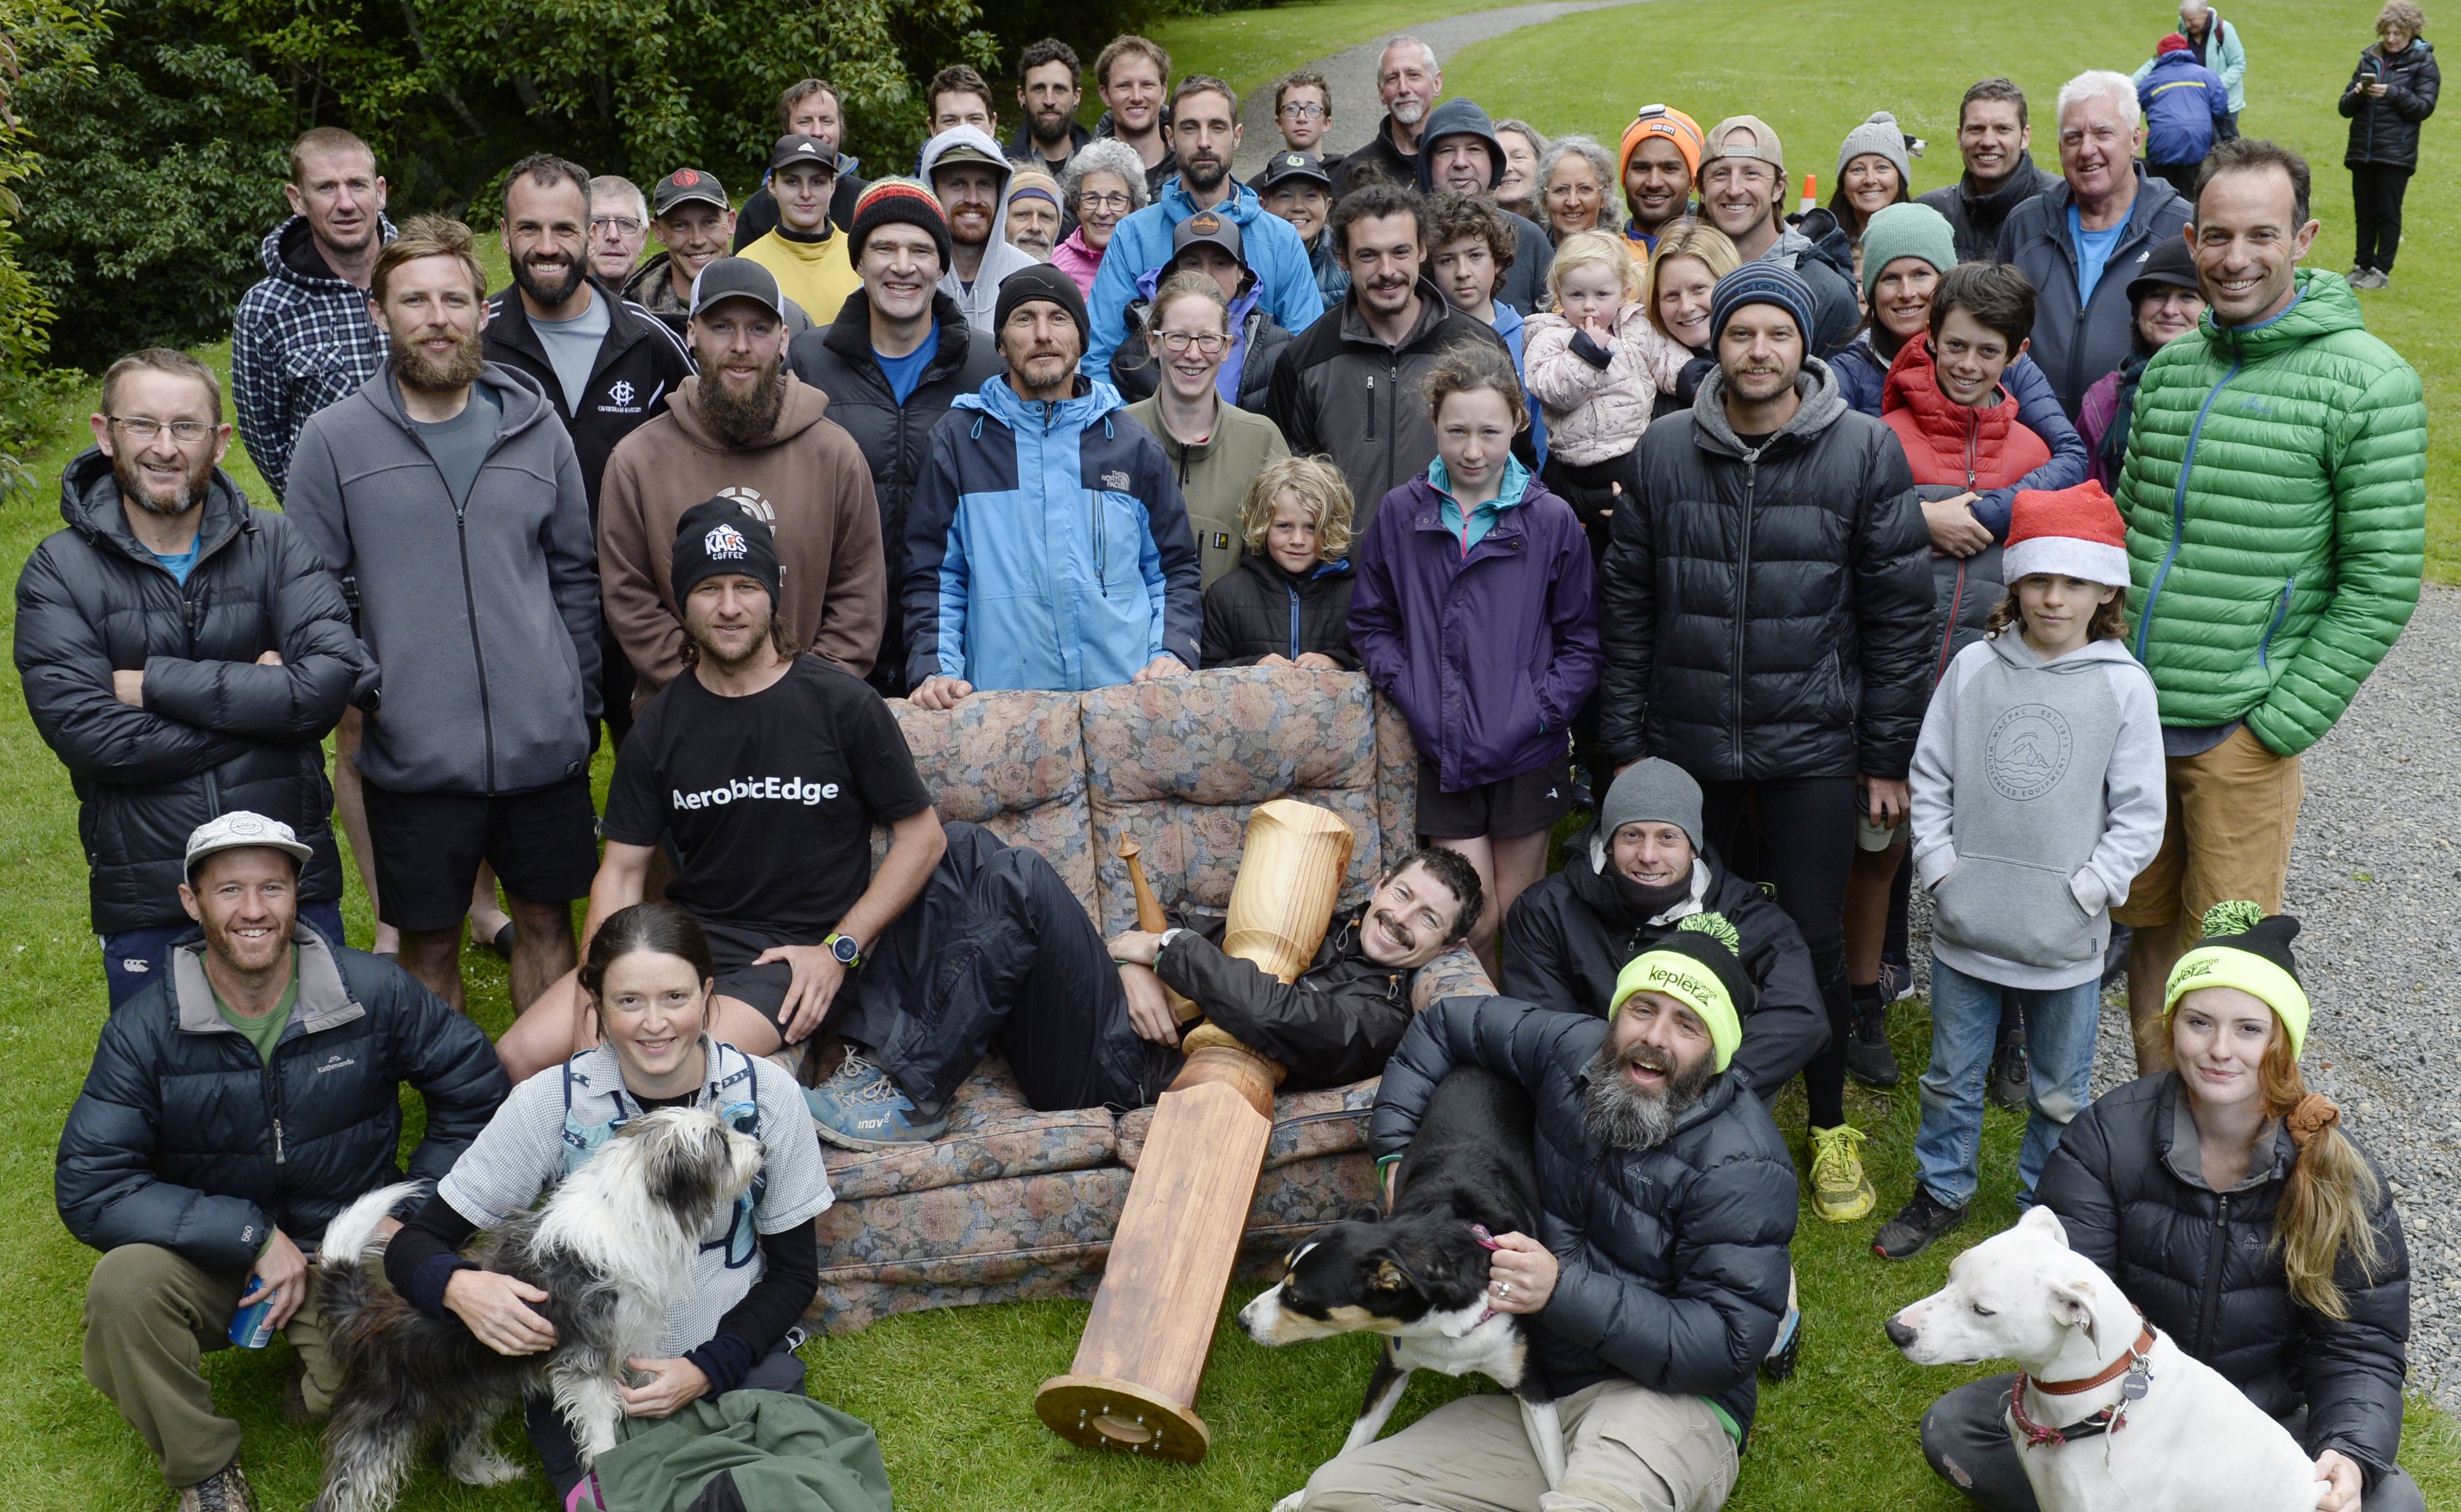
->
[558, 1039, 767, 1268]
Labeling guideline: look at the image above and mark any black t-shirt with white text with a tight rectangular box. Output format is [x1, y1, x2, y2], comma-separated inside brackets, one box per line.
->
[603, 655, 933, 939]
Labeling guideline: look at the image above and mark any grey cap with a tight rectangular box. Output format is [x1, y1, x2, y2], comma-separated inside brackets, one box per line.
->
[689, 257, 786, 320]
[1600, 760, 1704, 854]
[184, 810, 312, 875]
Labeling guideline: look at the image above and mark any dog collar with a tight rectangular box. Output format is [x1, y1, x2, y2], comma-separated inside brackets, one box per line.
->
[2029, 1319, 2158, 1395]
[2008, 1321, 2159, 1450]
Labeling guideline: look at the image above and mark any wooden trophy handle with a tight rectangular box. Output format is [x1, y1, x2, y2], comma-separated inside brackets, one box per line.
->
[1116, 835, 1202, 1023]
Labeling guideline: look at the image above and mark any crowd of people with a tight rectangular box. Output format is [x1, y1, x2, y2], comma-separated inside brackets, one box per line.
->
[17, 4, 2440, 1510]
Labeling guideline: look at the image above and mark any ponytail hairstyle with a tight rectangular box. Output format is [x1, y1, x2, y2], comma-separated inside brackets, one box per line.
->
[578, 902, 715, 1039]
[2262, 1035, 2388, 1320]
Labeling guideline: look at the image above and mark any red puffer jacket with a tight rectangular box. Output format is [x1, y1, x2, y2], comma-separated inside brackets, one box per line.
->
[1879, 335, 2051, 491]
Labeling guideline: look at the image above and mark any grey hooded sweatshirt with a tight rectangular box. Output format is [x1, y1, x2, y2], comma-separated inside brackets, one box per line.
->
[1910, 632, 2165, 988]
[919, 126, 1042, 334]
[285, 363, 600, 797]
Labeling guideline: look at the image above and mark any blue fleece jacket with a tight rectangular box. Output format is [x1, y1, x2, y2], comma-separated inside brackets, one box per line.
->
[1085, 179, 1325, 378]
[903, 375, 1202, 691]
[1490, 302, 1549, 470]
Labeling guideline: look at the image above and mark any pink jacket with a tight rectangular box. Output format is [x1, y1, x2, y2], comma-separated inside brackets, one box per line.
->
[1051, 229, 1103, 298]
[1522, 304, 1692, 467]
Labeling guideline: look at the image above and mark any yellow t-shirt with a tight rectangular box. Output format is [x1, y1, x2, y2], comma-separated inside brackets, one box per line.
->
[740, 228, 863, 327]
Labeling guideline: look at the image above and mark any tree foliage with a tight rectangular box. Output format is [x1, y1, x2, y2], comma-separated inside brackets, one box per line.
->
[0, 0, 99, 492]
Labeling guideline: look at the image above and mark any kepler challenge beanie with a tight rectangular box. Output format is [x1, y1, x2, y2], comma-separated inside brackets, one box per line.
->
[2165, 900, 2312, 1057]
[1856, 201, 1958, 302]
[672, 497, 783, 604]
[1610, 913, 1755, 1072]
[1709, 262, 1817, 345]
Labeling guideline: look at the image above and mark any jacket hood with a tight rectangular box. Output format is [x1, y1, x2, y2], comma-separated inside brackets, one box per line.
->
[1158, 174, 1272, 227]
[350, 361, 560, 451]
[920, 127, 1015, 241]
[1412, 98, 1506, 192]
[1691, 354, 1848, 454]
[59, 448, 254, 554]
[259, 214, 398, 292]
[952, 370, 1128, 434]
[2201, 267, 2367, 363]
[666, 369, 835, 451]
[1986, 628, 2140, 675]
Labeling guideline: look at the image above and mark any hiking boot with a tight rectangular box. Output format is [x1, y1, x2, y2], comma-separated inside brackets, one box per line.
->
[1760, 1266, 1803, 1381]
[805, 1053, 948, 1150]
[1878, 953, 1916, 1003]
[1872, 1187, 1970, 1261]
[1808, 1124, 1876, 1223]
[163, 1460, 257, 1512]
[1842, 1001, 1901, 1088]
[1988, 1033, 2031, 1110]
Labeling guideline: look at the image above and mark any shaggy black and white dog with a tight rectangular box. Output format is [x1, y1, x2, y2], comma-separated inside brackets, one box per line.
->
[307, 1106, 764, 1512]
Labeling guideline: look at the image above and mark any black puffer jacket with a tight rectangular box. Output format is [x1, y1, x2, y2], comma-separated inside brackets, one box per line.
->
[15, 453, 361, 932]
[1498, 832, 1827, 1094]
[1155, 906, 1413, 1091]
[2038, 1073, 2410, 1486]
[56, 930, 509, 1269]
[1597, 360, 1932, 781]
[787, 290, 1004, 695]
[2342, 40, 2440, 169]
[1371, 996, 1797, 1435]
[1199, 551, 1358, 668]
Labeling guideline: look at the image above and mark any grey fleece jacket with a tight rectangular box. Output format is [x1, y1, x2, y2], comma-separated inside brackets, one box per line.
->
[285, 363, 601, 796]
[1910, 632, 2165, 988]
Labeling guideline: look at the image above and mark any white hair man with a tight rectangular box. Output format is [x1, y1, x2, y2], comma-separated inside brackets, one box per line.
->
[1333, 35, 1441, 193]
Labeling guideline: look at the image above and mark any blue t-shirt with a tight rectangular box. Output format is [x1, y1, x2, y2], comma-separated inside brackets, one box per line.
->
[150, 541, 201, 584]
[2068, 203, 2129, 305]
[875, 322, 939, 406]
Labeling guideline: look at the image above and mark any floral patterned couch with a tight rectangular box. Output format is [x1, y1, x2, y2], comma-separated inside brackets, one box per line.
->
[809, 667, 1493, 1335]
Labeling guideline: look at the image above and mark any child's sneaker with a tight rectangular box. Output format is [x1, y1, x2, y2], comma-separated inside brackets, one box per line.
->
[1808, 1124, 1876, 1223]
[805, 1054, 949, 1149]
[1872, 1187, 1969, 1261]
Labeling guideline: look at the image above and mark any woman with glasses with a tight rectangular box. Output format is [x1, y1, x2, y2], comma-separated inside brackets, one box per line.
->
[1122, 272, 1293, 588]
[1537, 134, 1617, 245]
[1054, 140, 1150, 298]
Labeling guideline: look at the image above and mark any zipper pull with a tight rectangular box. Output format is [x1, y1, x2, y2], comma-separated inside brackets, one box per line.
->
[273, 1118, 286, 1167]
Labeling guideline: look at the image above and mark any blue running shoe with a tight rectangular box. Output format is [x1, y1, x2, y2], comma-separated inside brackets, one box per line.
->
[805, 1053, 949, 1149]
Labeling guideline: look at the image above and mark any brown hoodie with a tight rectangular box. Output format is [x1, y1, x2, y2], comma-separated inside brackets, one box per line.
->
[599, 371, 884, 704]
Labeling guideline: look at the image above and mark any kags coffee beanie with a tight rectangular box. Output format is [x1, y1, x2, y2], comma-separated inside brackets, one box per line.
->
[850, 177, 954, 271]
[2003, 480, 2130, 589]
[1611, 913, 1754, 1072]
[2165, 900, 2312, 1057]
[1856, 201, 1957, 301]
[673, 496, 783, 605]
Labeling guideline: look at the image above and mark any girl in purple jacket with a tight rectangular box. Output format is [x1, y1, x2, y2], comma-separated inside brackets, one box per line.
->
[1350, 343, 1601, 968]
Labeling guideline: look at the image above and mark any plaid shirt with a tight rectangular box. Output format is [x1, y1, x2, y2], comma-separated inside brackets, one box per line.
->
[231, 215, 396, 501]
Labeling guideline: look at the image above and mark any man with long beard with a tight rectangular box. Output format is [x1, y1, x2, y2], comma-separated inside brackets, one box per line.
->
[15, 348, 363, 1004]
[1317, 914, 1797, 1512]
[286, 216, 601, 1020]
[598, 256, 884, 706]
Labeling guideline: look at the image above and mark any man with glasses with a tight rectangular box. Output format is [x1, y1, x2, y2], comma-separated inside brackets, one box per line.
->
[16, 349, 363, 1004]
[1257, 69, 1343, 183]
[586, 176, 650, 282]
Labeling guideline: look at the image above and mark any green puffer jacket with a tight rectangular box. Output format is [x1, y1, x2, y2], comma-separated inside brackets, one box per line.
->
[2120, 269, 2426, 755]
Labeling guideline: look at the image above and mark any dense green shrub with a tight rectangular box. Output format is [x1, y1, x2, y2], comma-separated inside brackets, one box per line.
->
[0, 0, 99, 492]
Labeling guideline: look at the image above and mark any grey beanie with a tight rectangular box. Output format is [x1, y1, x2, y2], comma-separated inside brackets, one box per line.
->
[1836, 110, 1912, 189]
[1599, 759, 1705, 855]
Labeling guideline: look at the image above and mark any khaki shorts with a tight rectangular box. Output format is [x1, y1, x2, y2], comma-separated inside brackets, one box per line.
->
[2109, 723, 2303, 934]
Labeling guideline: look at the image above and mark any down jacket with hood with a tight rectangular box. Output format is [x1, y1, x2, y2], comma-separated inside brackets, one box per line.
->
[1371, 995, 1798, 1439]
[2341, 38, 2440, 170]
[1084, 175, 1324, 378]
[56, 929, 509, 1268]
[1410, 98, 1556, 316]
[1522, 303, 1694, 467]
[15, 453, 362, 932]
[903, 374, 1202, 691]
[1830, 338, 2085, 538]
[1994, 166, 2193, 415]
[1597, 358, 1932, 781]
[230, 214, 398, 501]
[1499, 831, 1828, 1095]
[919, 128, 1045, 334]
[2038, 1072, 2410, 1488]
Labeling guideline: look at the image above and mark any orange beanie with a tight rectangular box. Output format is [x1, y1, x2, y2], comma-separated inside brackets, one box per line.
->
[1620, 104, 1705, 183]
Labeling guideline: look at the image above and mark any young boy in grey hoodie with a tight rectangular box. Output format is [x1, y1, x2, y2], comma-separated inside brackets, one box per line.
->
[1875, 481, 2165, 1260]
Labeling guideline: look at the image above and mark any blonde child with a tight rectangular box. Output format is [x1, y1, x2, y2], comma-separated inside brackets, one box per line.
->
[1200, 456, 1359, 669]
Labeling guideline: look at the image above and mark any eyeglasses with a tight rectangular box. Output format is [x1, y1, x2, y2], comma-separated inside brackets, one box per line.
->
[1078, 192, 1132, 211]
[590, 215, 644, 235]
[1157, 331, 1228, 355]
[108, 416, 215, 444]
[1279, 102, 1327, 121]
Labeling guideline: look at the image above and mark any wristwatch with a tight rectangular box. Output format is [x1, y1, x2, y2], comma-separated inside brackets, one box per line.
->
[823, 932, 863, 968]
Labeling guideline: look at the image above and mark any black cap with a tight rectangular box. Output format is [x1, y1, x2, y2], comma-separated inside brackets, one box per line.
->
[1168, 208, 1246, 269]
[2126, 234, 2201, 306]
[673, 497, 783, 605]
[688, 257, 786, 321]
[769, 134, 839, 176]
[1258, 151, 1333, 190]
[652, 167, 729, 217]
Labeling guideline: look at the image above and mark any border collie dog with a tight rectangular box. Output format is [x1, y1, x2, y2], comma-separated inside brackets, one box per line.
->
[307, 1107, 764, 1512]
[1238, 1065, 1565, 1499]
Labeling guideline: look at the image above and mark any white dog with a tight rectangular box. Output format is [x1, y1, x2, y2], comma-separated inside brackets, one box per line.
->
[1887, 1206, 2327, 1512]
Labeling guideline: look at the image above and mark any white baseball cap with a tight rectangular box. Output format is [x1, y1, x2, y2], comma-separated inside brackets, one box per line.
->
[184, 811, 312, 874]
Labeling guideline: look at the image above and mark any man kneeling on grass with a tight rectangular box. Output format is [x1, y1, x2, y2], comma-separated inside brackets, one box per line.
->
[1300, 917, 1797, 1512]
[497, 505, 1486, 1146]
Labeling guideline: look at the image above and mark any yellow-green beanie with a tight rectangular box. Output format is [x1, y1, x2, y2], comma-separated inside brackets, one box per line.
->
[1610, 913, 1751, 1072]
[2164, 900, 2311, 1058]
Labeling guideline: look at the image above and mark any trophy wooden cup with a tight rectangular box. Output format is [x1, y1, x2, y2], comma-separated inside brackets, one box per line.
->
[1034, 799, 1356, 1462]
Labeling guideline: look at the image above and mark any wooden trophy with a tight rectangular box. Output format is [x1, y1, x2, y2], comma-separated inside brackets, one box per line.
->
[1034, 799, 1355, 1463]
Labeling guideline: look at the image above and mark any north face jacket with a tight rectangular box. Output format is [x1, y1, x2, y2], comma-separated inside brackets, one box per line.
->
[2120, 270, 2426, 754]
[1916, 151, 2056, 265]
[482, 278, 695, 514]
[56, 929, 508, 1268]
[1371, 995, 1798, 1437]
[230, 214, 398, 501]
[1085, 175, 1326, 378]
[903, 374, 1202, 690]
[2341, 39, 2440, 169]
[16, 453, 361, 932]
[1597, 359, 1932, 780]
[1994, 166, 2194, 415]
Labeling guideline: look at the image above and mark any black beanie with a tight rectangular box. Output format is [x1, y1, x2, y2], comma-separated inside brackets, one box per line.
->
[993, 263, 1090, 347]
[848, 178, 955, 274]
[672, 497, 782, 605]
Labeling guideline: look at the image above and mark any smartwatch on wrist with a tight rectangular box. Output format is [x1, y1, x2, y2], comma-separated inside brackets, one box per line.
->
[824, 932, 863, 968]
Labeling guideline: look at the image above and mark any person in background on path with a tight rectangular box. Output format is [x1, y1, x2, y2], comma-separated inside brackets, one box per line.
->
[1110, 212, 1296, 412]
[1924, 904, 2424, 1512]
[1258, 68, 1344, 186]
[1640, 221, 1737, 420]
[1875, 482, 2164, 1262]
[738, 135, 863, 328]
[232, 127, 396, 505]
[732, 79, 867, 248]
[1597, 263, 1931, 1226]
[1093, 35, 1176, 199]
[17, 351, 360, 1004]
[1918, 77, 2055, 263]
[1258, 149, 1349, 308]
[1412, 97, 1555, 314]
[1052, 140, 1149, 297]
[1536, 134, 1616, 245]
[1992, 70, 2192, 415]
[2076, 235, 2203, 487]
[1201, 455, 1359, 669]
[2134, 0, 2249, 138]
[1830, 111, 1916, 289]
[788, 182, 1003, 699]
[2113, 138, 2424, 1073]
[1010, 39, 1091, 174]
[926, 64, 999, 138]
[1003, 167, 1063, 261]
[1694, 117, 1862, 358]
[1425, 191, 1545, 469]
[1617, 105, 1701, 260]
[1122, 270, 1294, 588]
[1492, 118, 1548, 224]
[2137, 33, 2233, 199]
[1351, 343, 1600, 971]
[1333, 35, 1442, 195]
[283, 217, 599, 1018]
[2340, 1, 2439, 290]
[904, 266, 1202, 706]
[920, 126, 1039, 334]
[584, 175, 648, 283]
[59, 812, 507, 1512]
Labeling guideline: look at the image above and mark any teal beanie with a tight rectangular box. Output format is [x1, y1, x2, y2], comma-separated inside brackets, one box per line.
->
[1858, 201, 1957, 301]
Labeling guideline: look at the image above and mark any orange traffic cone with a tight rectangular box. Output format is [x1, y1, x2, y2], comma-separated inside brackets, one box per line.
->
[1799, 172, 1819, 217]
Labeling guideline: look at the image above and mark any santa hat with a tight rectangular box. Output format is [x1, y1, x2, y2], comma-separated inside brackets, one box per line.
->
[2003, 481, 2129, 588]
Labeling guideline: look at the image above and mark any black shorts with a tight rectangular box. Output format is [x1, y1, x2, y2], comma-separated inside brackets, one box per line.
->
[697, 919, 802, 1033]
[361, 774, 599, 931]
[1415, 751, 1577, 841]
